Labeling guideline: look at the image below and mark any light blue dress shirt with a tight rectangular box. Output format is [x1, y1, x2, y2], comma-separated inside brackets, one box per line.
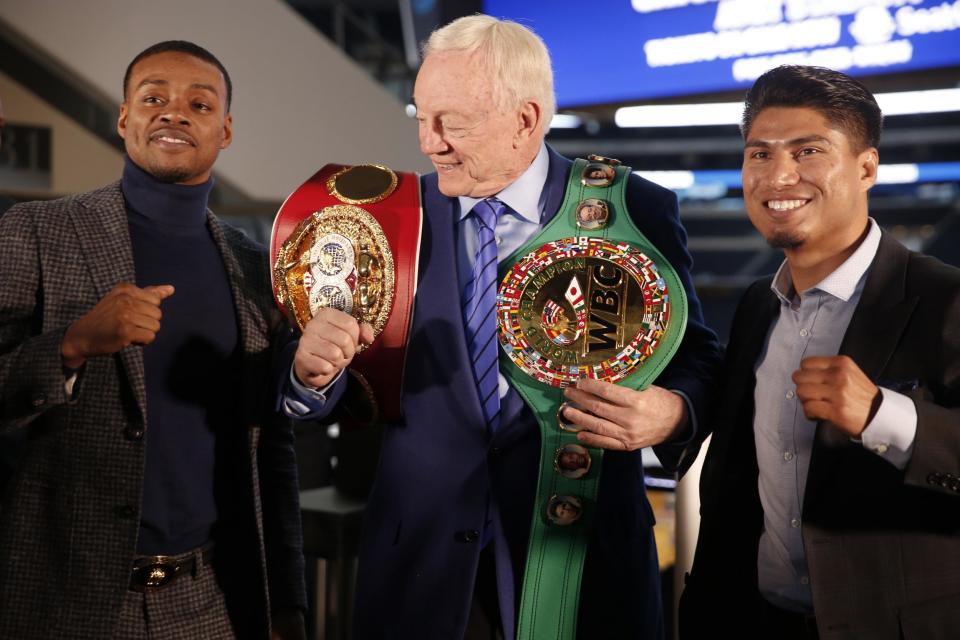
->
[456, 144, 549, 401]
[754, 218, 918, 612]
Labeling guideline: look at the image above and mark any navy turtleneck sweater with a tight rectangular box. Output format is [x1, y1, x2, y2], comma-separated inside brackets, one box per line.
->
[121, 157, 241, 555]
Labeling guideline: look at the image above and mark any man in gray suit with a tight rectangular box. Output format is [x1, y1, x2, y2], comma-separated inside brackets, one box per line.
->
[0, 41, 305, 639]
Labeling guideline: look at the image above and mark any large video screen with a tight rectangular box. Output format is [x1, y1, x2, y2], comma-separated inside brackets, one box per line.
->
[482, 0, 960, 107]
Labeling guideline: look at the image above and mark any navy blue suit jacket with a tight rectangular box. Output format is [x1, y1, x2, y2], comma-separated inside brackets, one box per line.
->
[334, 147, 721, 638]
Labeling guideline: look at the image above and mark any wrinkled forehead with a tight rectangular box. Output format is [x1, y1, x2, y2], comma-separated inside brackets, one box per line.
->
[414, 51, 499, 112]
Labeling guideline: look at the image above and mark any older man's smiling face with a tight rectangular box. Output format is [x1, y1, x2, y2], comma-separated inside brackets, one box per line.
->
[414, 50, 537, 198]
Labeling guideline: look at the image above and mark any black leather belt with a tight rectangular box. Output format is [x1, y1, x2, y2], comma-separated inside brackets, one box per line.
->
[759, 597, 819, 640]
[129, 545, 214, 593]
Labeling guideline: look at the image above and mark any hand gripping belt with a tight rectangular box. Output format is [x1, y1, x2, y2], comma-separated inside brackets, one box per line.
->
[270, 163, 422, 424]
[496, 156, 688, 639]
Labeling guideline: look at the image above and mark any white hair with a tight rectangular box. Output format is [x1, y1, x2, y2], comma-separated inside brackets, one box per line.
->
[423, 14, 556, 134]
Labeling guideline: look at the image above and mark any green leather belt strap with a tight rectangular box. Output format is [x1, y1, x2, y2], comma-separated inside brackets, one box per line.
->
[496, 157, 688, 639]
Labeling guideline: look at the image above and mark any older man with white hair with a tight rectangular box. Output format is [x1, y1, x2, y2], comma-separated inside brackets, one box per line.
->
[293, 14, 721, 639]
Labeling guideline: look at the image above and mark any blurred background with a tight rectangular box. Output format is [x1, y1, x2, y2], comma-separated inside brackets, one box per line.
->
[1, 1, 957, 637]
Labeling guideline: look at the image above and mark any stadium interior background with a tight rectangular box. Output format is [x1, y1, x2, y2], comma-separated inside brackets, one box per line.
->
[1, 1, 956, 637]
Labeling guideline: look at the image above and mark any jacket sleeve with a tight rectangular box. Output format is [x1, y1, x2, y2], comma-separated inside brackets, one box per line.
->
[902, 276, 960, 497]
[258, 399, 309, 614]
[622, 176, 724, 473]
[250, 247, 307, 614]
[0, 203, 74, 432]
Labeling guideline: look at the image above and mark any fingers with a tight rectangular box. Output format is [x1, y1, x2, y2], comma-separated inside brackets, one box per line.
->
[794, 381, 831, 403]
[796, 355, 858, 379]
[559, 404, 628, 451]
[797, 399, 832, 422]
[792, 355, 877, 436]
[298, 333, 356, 369]
[143, 284, 176, 301]
[798, 355, 835, 371]
[569, 377, 633, 407]
[561, 380, 686, 449]
[294, 348, 340, 388]
[302, 322, 361, 364]
[111, 282, 174, 306]
[106, 284, 172, 332]
[563, 386, 621, 422]
[112, 294, 165, 333]
[295, 310, 371, 387]
[358, 322, 375, 346]
[793, 356, 870, 393]
[576, 430, 630, 450]
[125, 325, 163, 346]
[309, 308, 361, 341]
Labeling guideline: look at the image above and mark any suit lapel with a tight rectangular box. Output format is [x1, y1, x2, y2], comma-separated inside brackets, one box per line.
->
[206, 214, 252, 352]
[710, 280, 779, 474]
[69, 182, 147, 418]
[806, 233, 918, 500]
[837, 232, 917, 378]
[541, 146, 573, 225]
[408, 175, 487, 430]
[206, 215, 265, 426]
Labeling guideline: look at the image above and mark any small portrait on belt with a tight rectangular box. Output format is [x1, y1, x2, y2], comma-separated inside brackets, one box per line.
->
[581, 162, 615, 187]
[554, 443, 592, 479]
[576, 198, 609, 230]
[546, 494, 583, 526]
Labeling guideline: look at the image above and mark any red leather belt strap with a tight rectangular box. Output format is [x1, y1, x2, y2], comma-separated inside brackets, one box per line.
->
[271, 164, 422, 423]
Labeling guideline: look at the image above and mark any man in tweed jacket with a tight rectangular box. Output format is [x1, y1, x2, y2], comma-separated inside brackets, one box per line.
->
[0, 41, 305, 638]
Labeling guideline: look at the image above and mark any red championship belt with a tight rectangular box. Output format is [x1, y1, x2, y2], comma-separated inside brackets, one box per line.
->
[270, 164, 422, 424]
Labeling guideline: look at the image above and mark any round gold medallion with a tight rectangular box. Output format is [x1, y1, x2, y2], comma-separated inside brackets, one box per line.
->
[497, 237, 670, 387]
[273, 205, 394, 336]
[326, 164, 398, 205]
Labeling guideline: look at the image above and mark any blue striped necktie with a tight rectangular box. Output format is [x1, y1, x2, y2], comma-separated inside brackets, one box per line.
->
[463, 198, 506, 433]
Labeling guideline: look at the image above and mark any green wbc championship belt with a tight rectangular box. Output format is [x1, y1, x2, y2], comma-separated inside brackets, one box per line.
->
[497, 156, 688, 639]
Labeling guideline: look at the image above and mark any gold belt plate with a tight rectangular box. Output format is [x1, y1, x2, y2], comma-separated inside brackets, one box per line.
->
[497, 237, 670, 387]
[273, 204, 394, 337]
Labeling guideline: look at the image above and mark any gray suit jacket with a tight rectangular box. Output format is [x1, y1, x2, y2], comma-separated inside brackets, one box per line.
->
[680, 232, 960, 640]
[0, 182, 305, 638]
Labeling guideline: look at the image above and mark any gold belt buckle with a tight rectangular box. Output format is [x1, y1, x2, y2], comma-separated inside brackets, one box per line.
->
[130, 556, 182, 592]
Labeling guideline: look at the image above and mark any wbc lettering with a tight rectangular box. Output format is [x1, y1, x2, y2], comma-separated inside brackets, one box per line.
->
[586, 263, 626, 353]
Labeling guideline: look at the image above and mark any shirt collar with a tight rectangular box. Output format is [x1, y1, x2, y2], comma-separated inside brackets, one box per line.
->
[457, 142, 548, 222]
[770, 217, 881, 304]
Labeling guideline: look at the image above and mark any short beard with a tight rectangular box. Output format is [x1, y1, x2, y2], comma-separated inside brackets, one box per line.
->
[148, 164, 194, 184]
[766, 231, 804, 250]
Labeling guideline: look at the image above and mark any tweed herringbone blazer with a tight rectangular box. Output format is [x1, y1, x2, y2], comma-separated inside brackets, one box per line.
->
[0, 182, 305, 639]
